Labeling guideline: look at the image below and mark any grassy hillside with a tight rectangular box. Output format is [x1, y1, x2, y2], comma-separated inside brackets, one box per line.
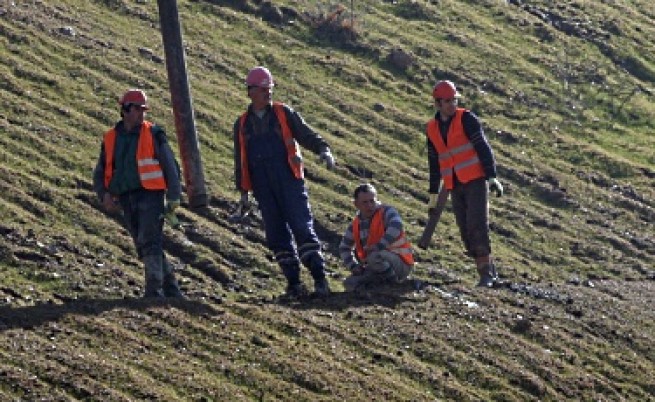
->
[0, 0, 654, 400]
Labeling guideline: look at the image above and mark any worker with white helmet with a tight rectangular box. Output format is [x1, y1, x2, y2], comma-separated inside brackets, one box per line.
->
[233, 66, 335, 298]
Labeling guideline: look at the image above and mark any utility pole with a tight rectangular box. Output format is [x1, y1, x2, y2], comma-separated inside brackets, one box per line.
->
[157, 0, 207, 208]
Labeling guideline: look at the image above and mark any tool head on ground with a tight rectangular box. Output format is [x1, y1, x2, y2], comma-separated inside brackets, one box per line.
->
[228, 208, 245, 223]
[229, 194, 254, 224]
[118, 89, 150, 110]
[432, 80, 460, 100]
[246, 66, 275, 88]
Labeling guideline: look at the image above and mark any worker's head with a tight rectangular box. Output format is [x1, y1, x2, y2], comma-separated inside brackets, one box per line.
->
[118, 89, 148, 127]
[353, 183, 379, 219]
[432, 80, 460, 117]
[246, 66, 274, 111]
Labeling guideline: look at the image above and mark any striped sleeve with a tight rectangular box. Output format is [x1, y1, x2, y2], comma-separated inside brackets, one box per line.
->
[427, 136, 441, 193]
[462, 111, 496, 179]
[375, 206, 404, 250]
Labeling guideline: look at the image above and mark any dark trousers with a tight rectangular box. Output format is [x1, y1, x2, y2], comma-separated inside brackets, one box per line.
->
[246, 120, 326, 284]
[450, 178, 491, 258]
[119, 189, 165, 259]
[250, 162, 325, 283]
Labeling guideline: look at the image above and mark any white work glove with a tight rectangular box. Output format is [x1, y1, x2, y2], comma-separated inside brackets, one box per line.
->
[319, 149, 335, 170]
[488, 177, 504, 198]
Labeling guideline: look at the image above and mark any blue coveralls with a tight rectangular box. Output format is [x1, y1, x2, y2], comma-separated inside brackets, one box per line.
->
[245, 115, 326, 285]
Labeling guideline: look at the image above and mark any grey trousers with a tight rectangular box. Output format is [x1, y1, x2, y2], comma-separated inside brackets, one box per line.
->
[451, 178, 491, 258]
[343, 250, 413, 292]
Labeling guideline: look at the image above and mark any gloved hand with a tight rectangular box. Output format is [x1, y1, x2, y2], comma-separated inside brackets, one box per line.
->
[319, 149, 335, 170]
[164, 199, 181, 228]
[102, 193, 120, 213]
[488, 177, 503, 197]
[165, 199, 180, 214]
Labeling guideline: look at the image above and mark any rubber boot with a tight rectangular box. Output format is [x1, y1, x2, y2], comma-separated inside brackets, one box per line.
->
[162, 257, 185, 298]
[476, 263, 496, 288]
[143, 254, 165, 298]
[281, 263, 307, 298]
[313, 277, 331, 297]
[306, 254, 331, 297]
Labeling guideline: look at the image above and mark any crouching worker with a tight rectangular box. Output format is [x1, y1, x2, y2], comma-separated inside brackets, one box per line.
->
[339, 184, 415, 291]
[93, 89, 184, 298]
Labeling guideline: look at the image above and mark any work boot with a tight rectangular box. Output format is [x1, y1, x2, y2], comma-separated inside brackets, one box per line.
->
[284, 282, 309, 298]
[280, 262, 301, 287]
[313, 278, 331, 297]
[476, 263, 497, 288]
[143, 254, 165, 298]
[304, 253, 331, 296]
[162, 258, 185, 299]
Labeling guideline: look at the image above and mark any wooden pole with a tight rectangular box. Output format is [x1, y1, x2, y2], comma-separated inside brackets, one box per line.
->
[157, 0, 207, 208]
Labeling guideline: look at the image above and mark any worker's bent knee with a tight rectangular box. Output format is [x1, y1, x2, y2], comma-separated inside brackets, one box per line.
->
[343, 276, 361, 292]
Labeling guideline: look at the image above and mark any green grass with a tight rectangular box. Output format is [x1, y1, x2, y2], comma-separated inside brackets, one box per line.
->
[0, 0, 653, 400]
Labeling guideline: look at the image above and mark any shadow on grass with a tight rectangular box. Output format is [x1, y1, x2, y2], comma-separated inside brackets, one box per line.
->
[0, 297, 221, 331]
[271, 281, 421, 311]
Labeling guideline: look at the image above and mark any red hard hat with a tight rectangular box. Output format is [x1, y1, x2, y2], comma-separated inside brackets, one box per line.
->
[245, 66, 274, 88]
[118, 89, 149, 109]
[432, 80, 460, 99]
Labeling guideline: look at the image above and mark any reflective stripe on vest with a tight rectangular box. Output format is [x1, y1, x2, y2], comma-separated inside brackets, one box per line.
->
[238, 102, 304, 192]
[426, 108, 485, 190]
[352, 206, 415, 266]
[103, 121, 167, 190]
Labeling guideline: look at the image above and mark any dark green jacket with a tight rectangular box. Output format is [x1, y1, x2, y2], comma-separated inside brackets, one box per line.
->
[93, 121, 182, 201]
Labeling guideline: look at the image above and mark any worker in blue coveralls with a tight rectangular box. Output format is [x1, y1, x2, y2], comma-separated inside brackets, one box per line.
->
[233, 66, 335, 298]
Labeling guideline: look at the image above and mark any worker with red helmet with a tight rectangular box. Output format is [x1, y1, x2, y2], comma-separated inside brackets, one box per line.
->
[425, 80, 503, 287]
[234, 66, 335, 298]
[93, 89, 184, 298]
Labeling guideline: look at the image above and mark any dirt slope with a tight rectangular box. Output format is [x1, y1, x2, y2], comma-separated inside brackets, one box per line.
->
[0, 0, 654, 400]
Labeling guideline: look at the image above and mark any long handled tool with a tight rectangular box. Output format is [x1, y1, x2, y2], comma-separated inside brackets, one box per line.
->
[417, 187, 449, 249]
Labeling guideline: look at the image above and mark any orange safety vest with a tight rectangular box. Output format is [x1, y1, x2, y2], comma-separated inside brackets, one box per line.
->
[352, 206, 415, 266]
[426, 108, 485, 190]
[103, 121, 167, 190]
[238, 102, 304, 192]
